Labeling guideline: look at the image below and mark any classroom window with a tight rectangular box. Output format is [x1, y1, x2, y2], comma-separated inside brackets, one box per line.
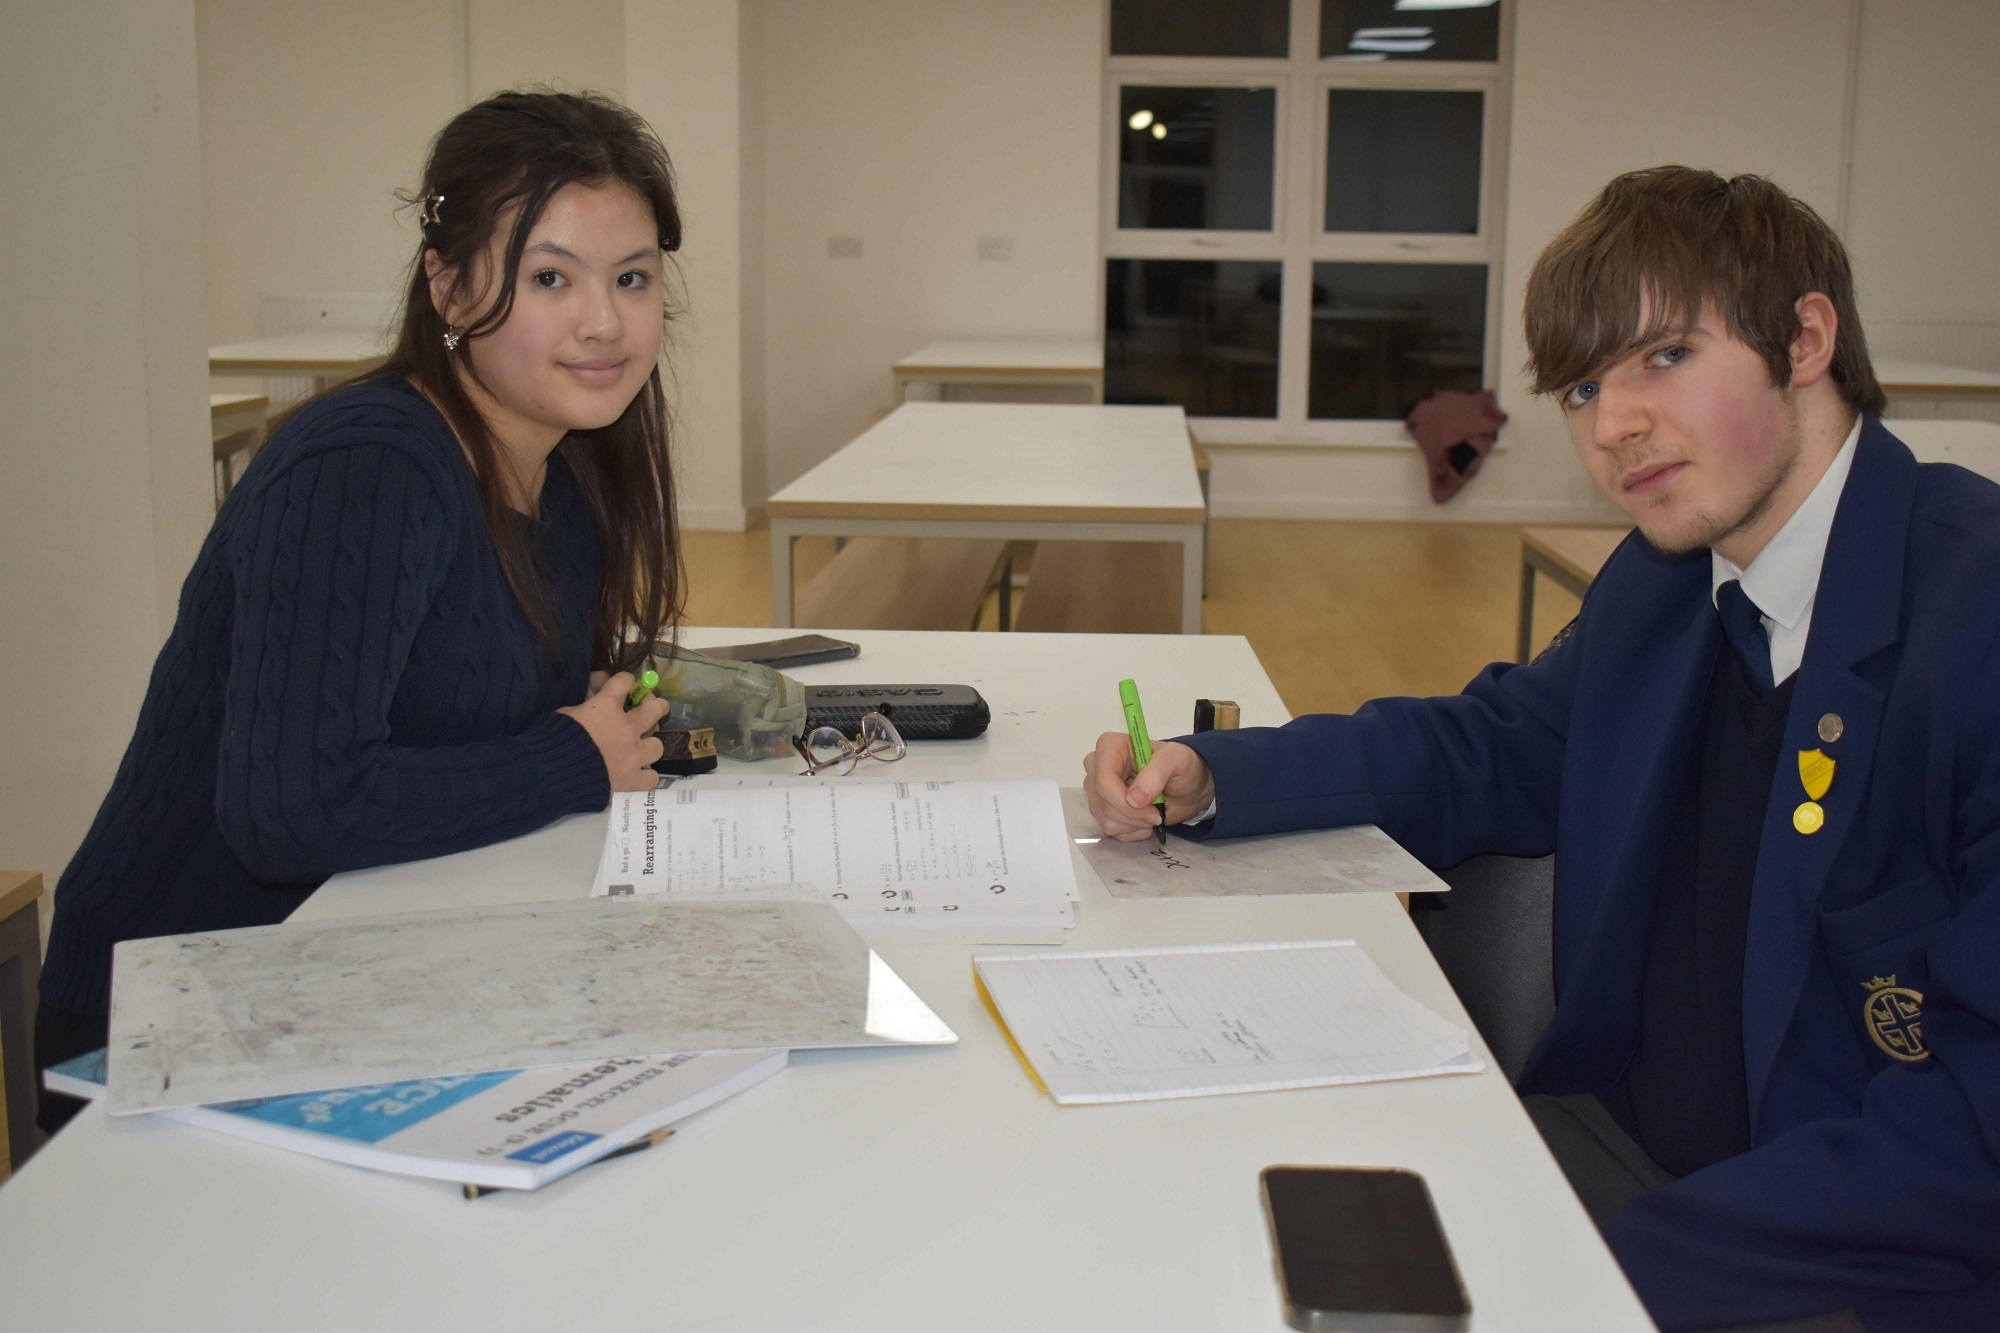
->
[1110, 0, 1291, 58]
[1105, 259, 1283, 418]
[1324, 89, 1482, 235]
[1103, 1, 1508, 439]
[1307, 262, 1488, 419]
[1319, 0, 1500, 62]
[1119, 86, 1278, 231]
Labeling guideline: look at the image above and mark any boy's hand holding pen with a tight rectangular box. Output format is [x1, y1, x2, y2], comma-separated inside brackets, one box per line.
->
[1080, 681, 1218, 844]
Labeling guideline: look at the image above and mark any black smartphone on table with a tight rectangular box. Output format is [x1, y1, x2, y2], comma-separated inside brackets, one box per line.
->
[697, 634, 860, 669]
[1260, 1166, 1471, 1332]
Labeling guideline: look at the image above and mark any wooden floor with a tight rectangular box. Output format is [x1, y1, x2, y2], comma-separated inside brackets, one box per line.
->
[681, 518, 1585, 718]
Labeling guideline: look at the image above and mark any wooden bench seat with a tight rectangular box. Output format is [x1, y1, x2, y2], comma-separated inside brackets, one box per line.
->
[1014, 541, 1183, 634]
[794, 537, 1010, 631]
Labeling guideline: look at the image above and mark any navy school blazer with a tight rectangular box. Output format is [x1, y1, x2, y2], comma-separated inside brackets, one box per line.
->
[1177, 418, 2000, 1331]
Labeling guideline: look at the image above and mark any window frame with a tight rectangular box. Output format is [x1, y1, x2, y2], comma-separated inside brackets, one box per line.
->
[1100, 1, 1513, 446]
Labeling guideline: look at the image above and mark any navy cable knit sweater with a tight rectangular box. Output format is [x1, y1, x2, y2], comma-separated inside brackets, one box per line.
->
[41, 376, 611, 1014]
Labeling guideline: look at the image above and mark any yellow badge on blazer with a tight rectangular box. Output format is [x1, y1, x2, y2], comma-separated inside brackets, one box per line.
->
[1799, 749, 1835, 800]
[1794, 749, 1836, 835]
[1863, 975, 1929, 1062]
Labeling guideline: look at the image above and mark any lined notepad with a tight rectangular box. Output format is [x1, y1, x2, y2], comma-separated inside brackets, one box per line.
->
[974, 940, 1481, 1105]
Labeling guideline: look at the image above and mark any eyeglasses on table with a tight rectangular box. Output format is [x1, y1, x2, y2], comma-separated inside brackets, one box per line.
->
[793, 710, 908, 777]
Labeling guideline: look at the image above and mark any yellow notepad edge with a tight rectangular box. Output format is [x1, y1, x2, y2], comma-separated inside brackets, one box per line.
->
[973, 964, 1051, 1098]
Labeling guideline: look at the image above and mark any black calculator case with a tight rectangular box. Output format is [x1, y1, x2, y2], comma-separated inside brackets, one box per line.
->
[802, 685, 991, 741]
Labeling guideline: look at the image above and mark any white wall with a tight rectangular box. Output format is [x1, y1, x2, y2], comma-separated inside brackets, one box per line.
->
[753, 0, 1103, 496]
[196, 0, 466, 345]
[1847, 0, 2000, 319]
[738, 0, 768, 517]
[0, 2, 210, 915]
[1844, 0, 2000, 368]
[469, 0, 624, 102]
[626, 0, 750, 530]
[199, 0, 628, 345]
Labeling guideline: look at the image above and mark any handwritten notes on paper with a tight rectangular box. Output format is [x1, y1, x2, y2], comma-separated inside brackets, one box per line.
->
[974, 940, 1480, 1104]
[594, 778, 1079, 931]
[1059, 788, 1444, 899]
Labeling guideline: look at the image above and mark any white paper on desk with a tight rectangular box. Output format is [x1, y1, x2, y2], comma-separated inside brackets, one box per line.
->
[675, 775, 1081, 904]
[974, 939, 1481, 1105]
[1060, 788, 1443, 899]
[594, 778, 1079, 926]
[107, 897, 957, 1116]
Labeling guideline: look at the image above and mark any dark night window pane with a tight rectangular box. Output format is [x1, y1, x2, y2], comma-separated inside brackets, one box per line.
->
[1106, 259, 1282, 418]
[1110, 0, 1290, 57]
[1308, 262, 1486, 419]
[1319, 0, 1499, 61]
[1325, 89, 1482, 234]
[1119, 86, 1277, 231]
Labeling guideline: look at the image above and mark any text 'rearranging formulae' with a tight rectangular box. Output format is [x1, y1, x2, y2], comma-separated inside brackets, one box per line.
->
[593, 777, 1079, 930]
[974, 940, 1481, 1105]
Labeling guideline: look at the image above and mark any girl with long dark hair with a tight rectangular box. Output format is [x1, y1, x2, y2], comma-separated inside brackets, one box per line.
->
[34, 91, 685, 1131]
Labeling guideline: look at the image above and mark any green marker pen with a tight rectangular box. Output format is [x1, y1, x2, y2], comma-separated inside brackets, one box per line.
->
[625, 668, 660, 711]
[1118, 678, 1168, 846]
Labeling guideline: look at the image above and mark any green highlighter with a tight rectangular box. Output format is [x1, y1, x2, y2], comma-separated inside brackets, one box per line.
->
[625, 668, 660, 711]
[1118, 678, 1169, 846]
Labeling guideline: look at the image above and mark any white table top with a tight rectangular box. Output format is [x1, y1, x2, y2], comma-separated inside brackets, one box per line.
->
[0, 629, 1649, 1332]
[767, 402, 1207, 524]
[894, 337, 1103, 375]
[1875, 356, 2000, 393]
[208, 329, 391, 373]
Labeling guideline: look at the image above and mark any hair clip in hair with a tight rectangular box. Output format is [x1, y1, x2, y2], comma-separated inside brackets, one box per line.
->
[420, 193, 445, 227]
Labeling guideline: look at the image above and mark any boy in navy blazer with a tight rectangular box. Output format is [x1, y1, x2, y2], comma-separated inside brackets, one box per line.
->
[1086, 168, 2000, 1332]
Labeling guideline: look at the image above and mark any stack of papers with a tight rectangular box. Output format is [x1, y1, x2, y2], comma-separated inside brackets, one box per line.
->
[106, 897, 955, 1115]
[48, 1047, 786, 1192]
[974, 939, 1481, 1105]
[592, 778, 1079, 933]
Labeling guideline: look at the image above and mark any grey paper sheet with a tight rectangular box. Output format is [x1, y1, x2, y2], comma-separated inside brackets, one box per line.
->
[1060, 788, 1445, 899]
[106, 897, 955, 1115]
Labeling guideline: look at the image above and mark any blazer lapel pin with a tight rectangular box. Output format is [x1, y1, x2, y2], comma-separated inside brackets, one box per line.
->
[1795, 748, 1836, 835]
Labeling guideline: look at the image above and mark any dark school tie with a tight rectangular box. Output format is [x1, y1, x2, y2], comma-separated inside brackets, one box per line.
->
[1716, 579, 1774, 696]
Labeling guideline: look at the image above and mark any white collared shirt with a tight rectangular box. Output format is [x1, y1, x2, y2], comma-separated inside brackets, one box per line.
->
[1710, 416, 1862, 687]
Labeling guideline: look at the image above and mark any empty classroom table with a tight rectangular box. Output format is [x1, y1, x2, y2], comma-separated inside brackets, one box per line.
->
[0, 628, 1652, 1332]
[209, 392, 269, 505]
[893, 338, 1104, 403]
[767, 403, 1209, 633]
[1516, 526, 1631, 662]
[208, 391, 268, 441]
[1877, 357, 2000, 423]
[1891, 417, 2000, 479]
[208, 330, 390, 392]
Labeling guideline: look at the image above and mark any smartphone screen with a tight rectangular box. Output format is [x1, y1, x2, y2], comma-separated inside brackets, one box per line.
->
[1260, 1166, 1470, 1332]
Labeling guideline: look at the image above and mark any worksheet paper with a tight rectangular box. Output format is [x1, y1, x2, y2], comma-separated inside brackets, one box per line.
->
[974, 940, 1481, 1105]
[1059, 788, 1444, 899]
[592, 778, 1078, 929]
